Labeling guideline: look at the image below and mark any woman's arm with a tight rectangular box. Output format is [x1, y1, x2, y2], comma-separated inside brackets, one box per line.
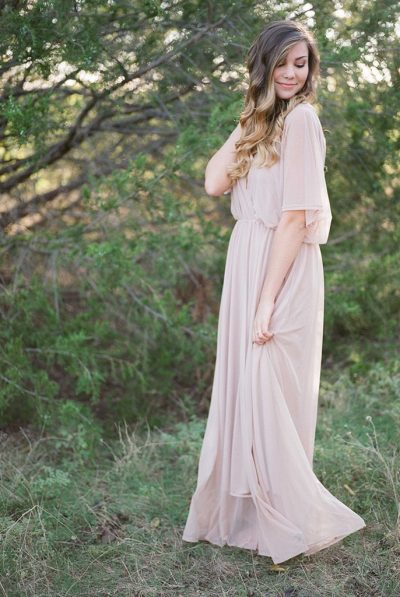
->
[205, 123, 241, 196]
[253, 210, 307, 344]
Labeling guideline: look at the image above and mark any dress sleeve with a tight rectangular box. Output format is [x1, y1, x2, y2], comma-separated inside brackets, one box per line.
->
[280, 105, 332, 245]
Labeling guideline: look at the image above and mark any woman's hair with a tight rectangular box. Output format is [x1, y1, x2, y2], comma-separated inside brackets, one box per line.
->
[227, 19, 321, 184]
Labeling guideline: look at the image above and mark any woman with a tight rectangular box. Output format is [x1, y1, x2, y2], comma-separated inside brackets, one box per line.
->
[182, 19, 366, 564]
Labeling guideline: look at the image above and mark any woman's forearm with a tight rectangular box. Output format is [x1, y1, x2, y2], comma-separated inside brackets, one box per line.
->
[259, 212, 307, 304]
[205, 123, 241, 196]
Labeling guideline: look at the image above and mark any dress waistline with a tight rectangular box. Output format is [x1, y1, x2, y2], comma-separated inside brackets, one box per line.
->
[233, 218, 278, 231]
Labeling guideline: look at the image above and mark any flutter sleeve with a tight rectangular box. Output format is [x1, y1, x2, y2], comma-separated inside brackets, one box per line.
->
[280, 104, 332, 244]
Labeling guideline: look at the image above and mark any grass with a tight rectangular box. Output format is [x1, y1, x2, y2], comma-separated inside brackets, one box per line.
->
[0, 358, 399, 596]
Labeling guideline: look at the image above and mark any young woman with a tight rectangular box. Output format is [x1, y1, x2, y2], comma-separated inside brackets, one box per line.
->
[182, 19, 366, 564]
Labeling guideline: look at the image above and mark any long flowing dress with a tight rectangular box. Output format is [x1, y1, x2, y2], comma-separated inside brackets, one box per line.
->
[181, 102, 366, 564]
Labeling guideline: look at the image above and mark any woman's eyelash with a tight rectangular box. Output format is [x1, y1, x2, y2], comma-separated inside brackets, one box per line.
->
[278, 64, 306, 68]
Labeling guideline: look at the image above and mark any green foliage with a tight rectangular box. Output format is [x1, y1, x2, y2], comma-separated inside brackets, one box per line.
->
[0, 0, 398, 434]
[2, 93, 53, 148]
[0, 162, 223, 428]
[324, 249, 400, 356]
[0, 101, 398, 431]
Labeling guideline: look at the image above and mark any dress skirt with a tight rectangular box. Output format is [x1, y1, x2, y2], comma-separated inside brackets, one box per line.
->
[181, 218, 366, 564]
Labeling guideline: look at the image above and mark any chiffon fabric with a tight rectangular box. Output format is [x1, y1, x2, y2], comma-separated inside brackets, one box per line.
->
[181, 102, 366, 564]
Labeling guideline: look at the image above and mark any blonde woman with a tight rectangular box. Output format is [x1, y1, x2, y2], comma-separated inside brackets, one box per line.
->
[182, 19, 366, 564]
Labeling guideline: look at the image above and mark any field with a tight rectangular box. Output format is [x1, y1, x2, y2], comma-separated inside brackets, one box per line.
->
[1, 358, 399, 596]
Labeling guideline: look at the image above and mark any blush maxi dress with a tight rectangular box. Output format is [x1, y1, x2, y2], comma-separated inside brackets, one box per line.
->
[181, 102, 366, 564]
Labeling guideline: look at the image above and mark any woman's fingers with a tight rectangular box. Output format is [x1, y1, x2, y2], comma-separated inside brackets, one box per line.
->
[252, 303, 275, 344]
[252, 329, 274, 344]
[253, 337, 272, 345]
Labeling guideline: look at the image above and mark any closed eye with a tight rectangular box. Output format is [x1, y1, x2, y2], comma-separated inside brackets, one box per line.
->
[277, 63, 306, 68]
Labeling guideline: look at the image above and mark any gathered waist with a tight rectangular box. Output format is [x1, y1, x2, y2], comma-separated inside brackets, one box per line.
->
[233, 217, 277, 229]
[234, 217, 263, 223]
[232, 217, 321, 246]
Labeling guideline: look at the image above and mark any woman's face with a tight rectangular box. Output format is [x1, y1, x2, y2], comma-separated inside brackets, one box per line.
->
[273, 41, 309, 99]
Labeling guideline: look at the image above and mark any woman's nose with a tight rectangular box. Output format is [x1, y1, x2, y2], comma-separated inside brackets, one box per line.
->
[283, 67, 296, 78]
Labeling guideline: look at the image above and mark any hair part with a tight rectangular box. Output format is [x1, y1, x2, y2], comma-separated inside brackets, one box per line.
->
[227, 19, 321, 184]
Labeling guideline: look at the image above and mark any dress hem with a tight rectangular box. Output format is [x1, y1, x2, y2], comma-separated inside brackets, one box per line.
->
[181, 519, 366, 564]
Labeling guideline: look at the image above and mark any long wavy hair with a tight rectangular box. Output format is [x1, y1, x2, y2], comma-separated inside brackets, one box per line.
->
[227, 20, 321, 184]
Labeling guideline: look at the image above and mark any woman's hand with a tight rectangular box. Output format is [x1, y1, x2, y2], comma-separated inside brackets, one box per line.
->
[252, 299, 275, 345]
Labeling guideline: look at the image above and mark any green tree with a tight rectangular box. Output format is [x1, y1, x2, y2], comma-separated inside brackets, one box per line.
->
[0, 1, 398, 428]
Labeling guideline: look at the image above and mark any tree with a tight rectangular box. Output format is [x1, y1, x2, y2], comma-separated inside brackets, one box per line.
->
[0, 1, 398, 428]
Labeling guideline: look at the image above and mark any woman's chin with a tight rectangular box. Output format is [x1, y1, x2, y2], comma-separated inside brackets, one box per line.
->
[275, 88, 298, 99]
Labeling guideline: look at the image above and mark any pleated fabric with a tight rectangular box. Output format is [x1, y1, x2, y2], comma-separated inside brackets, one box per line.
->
[181, 102, 366, 564]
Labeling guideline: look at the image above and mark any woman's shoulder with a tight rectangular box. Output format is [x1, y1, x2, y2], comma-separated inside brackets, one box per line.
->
[282, 102, 325, 142]
[281, 101, 326, 155]
[284, 101, 321, 126]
